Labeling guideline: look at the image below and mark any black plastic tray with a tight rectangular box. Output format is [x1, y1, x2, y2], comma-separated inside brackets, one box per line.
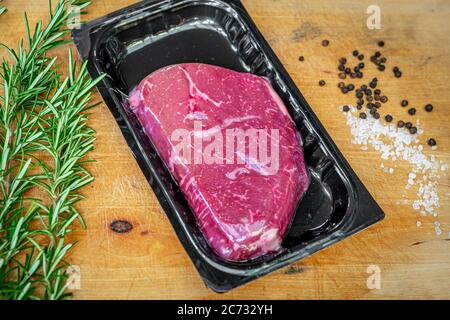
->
[73, 0, 385, 292]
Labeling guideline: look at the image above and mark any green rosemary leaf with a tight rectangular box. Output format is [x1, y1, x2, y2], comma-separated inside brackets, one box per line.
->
[1, 0, 102, 300]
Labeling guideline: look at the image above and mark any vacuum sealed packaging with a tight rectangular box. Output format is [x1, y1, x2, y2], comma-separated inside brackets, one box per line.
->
[73, 0, 385, 291]
[128, 63, 310, 261]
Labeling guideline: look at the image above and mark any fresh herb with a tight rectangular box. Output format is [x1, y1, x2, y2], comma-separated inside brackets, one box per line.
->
[0, 0, 103, 299]
[0, 1, 6, 16]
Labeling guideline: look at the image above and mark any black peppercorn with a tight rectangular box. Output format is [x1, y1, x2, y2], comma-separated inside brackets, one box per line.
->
[385, 114, 393, 122]
[427, 138, 436, 146]
[360, 113, 367, 119]
[408, 108, 416, 115]
[319, 80, 326, 86]
[401, 100, 408, 107]
[374, 89, 381, 95]
[338, 82, 345, 88]
[342, 105, 350, 112]
[375, 51, 381, 58]
[378, 40, 385, 47]
[347, 84, 355, 90]
[338, 64, 345, 71]
[409, 127, 418, 134]
[397, 120, 405, 128]
[424, 104, 433, 112]
[353, 50, 359, 57]
[356, 104, 362, 110]
[374, 102, 381, 108]
[358, 62, 365, 68]
[322, 39, 330, 47]
[339, 72, 346, 79]
[299, 56, 305, 62]
[405, 122, 413, 129]
[369, 81, 377, 89]
[339, 57, 347, 64]
[356, 91, 363, 99]
[358, 54, 364, 61]
[380, 96, 388, 103]
[378, 65, 386, 71]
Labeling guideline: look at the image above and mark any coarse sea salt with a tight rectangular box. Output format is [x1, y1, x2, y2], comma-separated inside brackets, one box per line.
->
[341, 106, 448, 236]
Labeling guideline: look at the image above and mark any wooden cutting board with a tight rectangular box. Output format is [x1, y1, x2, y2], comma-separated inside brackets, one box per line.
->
[1, 0, 449, 299]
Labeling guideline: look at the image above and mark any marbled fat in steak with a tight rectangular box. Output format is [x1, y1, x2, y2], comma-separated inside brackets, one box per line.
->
[128, 63, 309, 261]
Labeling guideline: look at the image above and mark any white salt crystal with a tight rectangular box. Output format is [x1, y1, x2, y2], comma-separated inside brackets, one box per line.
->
[435, 226, 442, 236]
[341, 106, 448, 237]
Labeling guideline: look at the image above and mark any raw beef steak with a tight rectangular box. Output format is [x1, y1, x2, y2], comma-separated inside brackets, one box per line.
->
[128, 63, 309, 261]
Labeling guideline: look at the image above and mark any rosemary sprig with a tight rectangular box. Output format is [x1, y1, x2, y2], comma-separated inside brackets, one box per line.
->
[0, 1, 6, 16]
[33, 50, 103, 300]
[0, 0, 102, 299]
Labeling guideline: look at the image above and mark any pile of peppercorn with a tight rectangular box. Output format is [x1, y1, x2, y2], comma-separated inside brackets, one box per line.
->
[335, 42, 435, 141]
[299, 39, 438, 146]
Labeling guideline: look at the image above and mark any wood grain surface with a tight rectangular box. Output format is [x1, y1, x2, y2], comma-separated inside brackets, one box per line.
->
[0, 0, 449, 299]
